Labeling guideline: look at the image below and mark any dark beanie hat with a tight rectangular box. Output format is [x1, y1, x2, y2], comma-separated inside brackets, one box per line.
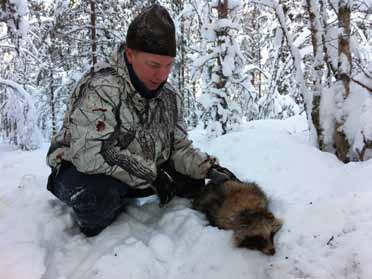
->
[126, 4, 176, 57]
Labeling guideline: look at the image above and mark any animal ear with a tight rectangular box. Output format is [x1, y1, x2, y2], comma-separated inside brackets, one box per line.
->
[272, 218, 283, 233]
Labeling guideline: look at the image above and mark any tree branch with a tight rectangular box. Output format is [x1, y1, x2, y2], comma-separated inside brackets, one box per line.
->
[356, 132, 372, 161]
[351, 77, 372, 94]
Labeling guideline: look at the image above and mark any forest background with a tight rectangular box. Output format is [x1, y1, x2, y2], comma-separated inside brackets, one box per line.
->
[0, 0, 371, 163]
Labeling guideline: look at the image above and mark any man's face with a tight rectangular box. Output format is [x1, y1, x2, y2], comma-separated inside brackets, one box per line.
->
[126, 48, 174, 91]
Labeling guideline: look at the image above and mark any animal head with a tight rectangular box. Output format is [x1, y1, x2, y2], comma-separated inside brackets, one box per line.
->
[234, 211, 283, 255]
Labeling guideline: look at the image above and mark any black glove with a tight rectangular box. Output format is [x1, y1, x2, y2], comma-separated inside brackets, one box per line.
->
[207, 164, 240, 184]
[153, 169, 177, 207]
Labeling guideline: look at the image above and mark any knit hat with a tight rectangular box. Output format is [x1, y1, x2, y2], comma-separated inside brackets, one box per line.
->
[126, 4, 176, 57]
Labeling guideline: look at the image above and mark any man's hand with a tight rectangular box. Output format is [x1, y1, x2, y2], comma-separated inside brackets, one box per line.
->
[207, 164, 240, 184]
[153, 169, 177, 207]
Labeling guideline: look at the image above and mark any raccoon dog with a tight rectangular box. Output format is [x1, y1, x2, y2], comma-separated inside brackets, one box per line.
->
[193, 180, 282, 255]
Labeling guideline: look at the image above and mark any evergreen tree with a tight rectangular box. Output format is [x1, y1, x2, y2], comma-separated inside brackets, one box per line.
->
[193, 0, 250, 136]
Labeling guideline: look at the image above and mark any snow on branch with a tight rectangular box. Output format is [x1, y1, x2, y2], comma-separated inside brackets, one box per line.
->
[0, 78, 34, 105]
[250, 0, 323, 145]
[356, 131, 372, 160]
[270, 0, 317, 145]
[0, 78, 42, 150]
[0, 0, 29, 44]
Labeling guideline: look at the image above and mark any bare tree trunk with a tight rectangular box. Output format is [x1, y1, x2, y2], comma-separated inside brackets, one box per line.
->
[179, 13, 190, 123]
[90, 0, 97, 66]
[50, 70, 56, 136]
[11, 120, 17, 146]
[0, 91, 4, 137]
[0, 91, 11, 139]
[250, 5, 263, 98]
[319, 0, 335, 80]
[334, 0, 352, 162]
[306, 0, 324, 149]
[179, 16, 185, 93]
[47, 28, 57, 137]
[337, 0, 352, 98]
[4, 116, 10, 138]
[258, 50, 262, 98]
[215, 0, 229, 134]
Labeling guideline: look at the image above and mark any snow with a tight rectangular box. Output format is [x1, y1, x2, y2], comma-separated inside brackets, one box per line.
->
[8, 0, 29, 38]
[343, 81, 372, 160]
[270, 0, 318, 146]
[0, 78, 43, 150]
[192, 2, 249, 137]
[200, 23, 217, 42]
[216, 19, 240, 30]
[211, 0, 220, 8]
[228, 0, 242, 9]
[1, 115, 372, 279]
[10, 0, 28, 16]
[319, 86, 337, 149]
[211, 0, 242, 9]
[318, 66, 372, 160]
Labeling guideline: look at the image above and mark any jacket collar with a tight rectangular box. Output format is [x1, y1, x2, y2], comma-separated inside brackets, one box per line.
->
[110, 42, 166, 100]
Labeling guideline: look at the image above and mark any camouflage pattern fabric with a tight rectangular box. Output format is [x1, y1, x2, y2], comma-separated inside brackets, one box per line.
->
[47, 43, 214, 189]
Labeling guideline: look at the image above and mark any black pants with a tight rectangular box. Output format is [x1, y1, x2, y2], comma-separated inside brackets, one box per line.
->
[47, 161, 205, 235]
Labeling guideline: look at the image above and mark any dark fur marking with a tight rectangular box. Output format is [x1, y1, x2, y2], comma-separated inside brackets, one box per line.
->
[192, 180, 283, 255]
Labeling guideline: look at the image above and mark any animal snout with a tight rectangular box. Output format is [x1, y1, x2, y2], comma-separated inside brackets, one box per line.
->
[264, 248, 276, 255]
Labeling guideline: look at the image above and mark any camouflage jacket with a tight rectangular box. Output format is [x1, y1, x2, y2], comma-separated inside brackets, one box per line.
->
[46, 45, 214, 189]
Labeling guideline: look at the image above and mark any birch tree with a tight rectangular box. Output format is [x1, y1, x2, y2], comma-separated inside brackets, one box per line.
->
[333, 0, 352, 162]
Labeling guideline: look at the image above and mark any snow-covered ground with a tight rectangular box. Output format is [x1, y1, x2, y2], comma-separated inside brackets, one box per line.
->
[1, 115, 372, 279]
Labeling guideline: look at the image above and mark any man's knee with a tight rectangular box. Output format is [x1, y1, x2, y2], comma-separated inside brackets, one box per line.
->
[48, 161, 129, 235]
[72, 186, 122, 229]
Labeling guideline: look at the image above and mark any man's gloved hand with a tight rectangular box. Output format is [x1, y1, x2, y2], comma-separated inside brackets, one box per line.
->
[207, 164, 240, 184]
[153, 169, 177, 207]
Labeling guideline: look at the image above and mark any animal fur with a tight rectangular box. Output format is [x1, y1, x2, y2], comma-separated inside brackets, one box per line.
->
[192, 180, 282, 255]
